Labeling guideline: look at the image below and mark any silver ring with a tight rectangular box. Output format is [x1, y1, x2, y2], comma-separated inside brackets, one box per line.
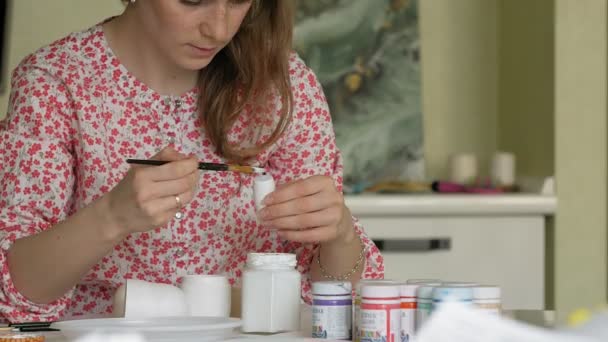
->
[175, 195, 182, 210]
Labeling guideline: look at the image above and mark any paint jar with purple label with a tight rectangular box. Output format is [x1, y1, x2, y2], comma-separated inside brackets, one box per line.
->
[312, 281, 352, 340]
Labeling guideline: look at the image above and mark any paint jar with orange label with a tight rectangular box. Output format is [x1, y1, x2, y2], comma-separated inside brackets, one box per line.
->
[473, 285, 501, 315]
[359, 284, 401, 342]
[399, 284, 417, 342]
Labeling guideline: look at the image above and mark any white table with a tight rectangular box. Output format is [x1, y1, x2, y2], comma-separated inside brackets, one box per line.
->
[28, 308, 555, 341]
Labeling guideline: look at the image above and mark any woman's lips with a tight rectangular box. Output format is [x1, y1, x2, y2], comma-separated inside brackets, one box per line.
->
[188, 44, 217, 58]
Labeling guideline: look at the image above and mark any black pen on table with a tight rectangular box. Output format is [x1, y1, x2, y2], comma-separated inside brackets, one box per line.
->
[7, 321, 59, 332]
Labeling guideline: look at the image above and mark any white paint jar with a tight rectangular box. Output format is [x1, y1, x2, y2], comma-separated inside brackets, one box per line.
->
[473, 285, 502, 315]
[241, 253, 301, 333]
[253, 173, 275, 212]
[312, 281, 352, 340]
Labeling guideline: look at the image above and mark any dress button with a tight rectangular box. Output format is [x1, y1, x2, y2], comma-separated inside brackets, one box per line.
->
[174, 211, 184, 220]
[175, 249, 186, 258]
[175, 99, 183, 107]
[166, 136, 176, 144]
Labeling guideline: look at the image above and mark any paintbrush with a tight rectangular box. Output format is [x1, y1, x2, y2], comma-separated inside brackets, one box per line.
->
[126, 159, 266, 174]
[3, 321, 60, 332]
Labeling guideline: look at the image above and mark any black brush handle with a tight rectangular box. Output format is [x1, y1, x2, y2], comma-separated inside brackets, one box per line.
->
[197, 162, 229, 171]
[9, 322, 59, 331]
[9, 322, 52, 328]
[126, 159, 229, 171]
[18, 326, 60, 332]
[125, 159, 167, 167]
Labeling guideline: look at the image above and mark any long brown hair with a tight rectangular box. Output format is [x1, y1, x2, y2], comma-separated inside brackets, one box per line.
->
[200, 0, 294, 163]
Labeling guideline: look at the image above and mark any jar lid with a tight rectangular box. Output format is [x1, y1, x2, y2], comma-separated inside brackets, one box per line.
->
[406, 279, 442, 285]
[355, 279, 397, 294]
[441, 281, 478, 287]
[473, 285, 501, 299]
[361, 284, 399, 299]
[432, 286, 474, 302]
[313, 281, 352, 295]
[416, 285, 439, 299]
[399, 284, 419, 297]
[246, 253, 296, 267]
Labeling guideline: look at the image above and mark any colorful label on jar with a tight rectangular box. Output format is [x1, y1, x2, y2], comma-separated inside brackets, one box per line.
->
[359, 306, 400, 342]
[312, 298, 352, 340]
[415, 301, 432, 331]
[354, 299, 361, 342]
[475, 303, 501, 315]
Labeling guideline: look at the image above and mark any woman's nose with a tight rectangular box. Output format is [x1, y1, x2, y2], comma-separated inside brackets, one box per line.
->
[200, 3, 230, 43]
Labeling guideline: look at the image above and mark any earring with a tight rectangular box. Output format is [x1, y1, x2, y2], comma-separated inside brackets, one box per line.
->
[130, 0, 136, 3]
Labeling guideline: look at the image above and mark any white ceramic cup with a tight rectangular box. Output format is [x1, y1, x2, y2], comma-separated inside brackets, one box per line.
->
[491, 152, 516, 186]
[112, 279, 188, 318]
[179, 275, 231, 317]
[448, 153, 478, 185]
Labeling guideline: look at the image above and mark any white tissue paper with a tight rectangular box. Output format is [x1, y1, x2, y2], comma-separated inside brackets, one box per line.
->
[564, 311, 608, 341]
[416, 303, 597, 342]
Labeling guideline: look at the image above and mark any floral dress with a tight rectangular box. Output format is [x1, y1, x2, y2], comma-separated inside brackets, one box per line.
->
[0, 24, 384, 323]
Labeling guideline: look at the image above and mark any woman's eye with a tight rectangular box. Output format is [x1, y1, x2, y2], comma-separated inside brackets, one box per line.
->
[180, 0, 204, 6]
[180, 0, 251, 6]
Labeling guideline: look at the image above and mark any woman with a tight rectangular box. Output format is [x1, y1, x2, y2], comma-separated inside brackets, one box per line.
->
[0, 0, 383, 323]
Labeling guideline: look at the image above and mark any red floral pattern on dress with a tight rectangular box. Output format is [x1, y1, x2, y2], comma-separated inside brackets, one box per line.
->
[0, 24, 384, 323]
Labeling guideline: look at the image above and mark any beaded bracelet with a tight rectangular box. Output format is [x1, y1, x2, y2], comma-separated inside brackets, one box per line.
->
[316, 237, 366, 281]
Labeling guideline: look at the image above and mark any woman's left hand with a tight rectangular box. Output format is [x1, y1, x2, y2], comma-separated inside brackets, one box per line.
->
[258, 175, 355, 245]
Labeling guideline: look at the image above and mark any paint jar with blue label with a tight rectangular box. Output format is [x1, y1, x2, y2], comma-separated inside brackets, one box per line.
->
[431, 286, 474, 313]
[312, 281, 353, 340]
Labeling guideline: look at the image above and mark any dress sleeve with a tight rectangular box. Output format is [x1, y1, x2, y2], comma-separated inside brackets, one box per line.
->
[268, 55, 384, 304]
[0, 63, 77, 322]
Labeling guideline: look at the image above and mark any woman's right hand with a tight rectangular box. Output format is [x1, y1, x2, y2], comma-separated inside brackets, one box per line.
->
[103, 146, 200, 240]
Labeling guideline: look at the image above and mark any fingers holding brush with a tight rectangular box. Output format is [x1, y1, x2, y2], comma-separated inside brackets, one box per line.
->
[102, 146, 200, 239]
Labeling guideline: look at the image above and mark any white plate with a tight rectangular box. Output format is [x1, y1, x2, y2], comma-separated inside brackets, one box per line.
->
[52, 316, 242, 342]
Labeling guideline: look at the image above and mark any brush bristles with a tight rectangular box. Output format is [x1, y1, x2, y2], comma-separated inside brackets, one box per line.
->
[229, 165, 266, 174]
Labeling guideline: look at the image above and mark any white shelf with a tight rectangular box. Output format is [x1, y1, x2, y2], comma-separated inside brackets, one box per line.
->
[345, 194, 556, 216]
[348, 194, 552, 310]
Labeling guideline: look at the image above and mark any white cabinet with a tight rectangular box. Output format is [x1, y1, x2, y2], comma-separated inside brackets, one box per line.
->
[346, 194, 556, 310]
